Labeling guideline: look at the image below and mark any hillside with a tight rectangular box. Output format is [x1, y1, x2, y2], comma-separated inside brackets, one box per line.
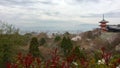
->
[0, 28, 120, 68]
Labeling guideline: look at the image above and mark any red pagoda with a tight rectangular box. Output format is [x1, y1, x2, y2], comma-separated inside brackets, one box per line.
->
[99, 15, 109, 32]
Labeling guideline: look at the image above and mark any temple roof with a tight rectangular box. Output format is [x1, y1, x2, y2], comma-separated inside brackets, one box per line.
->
[107, 25, 120, 32]
[99, 19, 109, 23]
[107, 25, 120, 30]
[99, 14, 109, 23]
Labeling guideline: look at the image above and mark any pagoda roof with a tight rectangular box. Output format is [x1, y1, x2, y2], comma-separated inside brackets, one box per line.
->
[99, 19, 109, 23]
[99, 14, 109, 23]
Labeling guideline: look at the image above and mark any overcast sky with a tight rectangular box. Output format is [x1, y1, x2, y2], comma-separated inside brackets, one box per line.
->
[0, 0, 120, 31]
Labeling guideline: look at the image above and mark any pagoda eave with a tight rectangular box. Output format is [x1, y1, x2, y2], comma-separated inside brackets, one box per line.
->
[99, 21, 108, 23]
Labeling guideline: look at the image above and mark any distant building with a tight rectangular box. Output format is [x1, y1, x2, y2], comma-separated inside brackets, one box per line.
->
[99, 15, 109, 32]
[99, 15, 120, 32]
[71, 35, 81, 41]
[107, 25, 120, 32]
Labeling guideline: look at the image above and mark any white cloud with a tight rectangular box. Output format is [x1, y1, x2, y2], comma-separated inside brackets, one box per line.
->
[0, 0, 120, 31]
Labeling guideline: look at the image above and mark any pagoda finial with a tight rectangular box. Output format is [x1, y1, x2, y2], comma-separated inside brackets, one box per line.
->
[103, 14, 104, 20]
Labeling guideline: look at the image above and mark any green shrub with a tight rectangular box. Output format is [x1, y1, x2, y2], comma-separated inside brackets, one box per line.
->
[61, 36, 73, 56]
[54, 35, 61, 42]
[39, 38, 46, 45]
[29, 37, 40, 57]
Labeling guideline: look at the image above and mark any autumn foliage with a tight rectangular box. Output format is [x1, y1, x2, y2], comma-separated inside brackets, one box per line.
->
[5, 47, 120, 68]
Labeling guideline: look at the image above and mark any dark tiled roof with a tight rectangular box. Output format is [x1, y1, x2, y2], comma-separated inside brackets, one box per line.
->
[99, 19, 109, 23]
[107, 25, 120, 32]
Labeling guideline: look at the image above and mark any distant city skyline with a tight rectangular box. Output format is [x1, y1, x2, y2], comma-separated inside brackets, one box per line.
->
[0, 0, 120, 31]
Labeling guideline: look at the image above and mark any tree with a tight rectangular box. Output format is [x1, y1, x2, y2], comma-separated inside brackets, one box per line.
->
[73, 46, 86, 60]
[61, 36, 73, 56]
[0, 38, 13, 68]
[64, 32, 70, 36]
[39, 38, 46, 45]
[54, 35, 61, 42]
[67, 37, 73, 51]
[29, 37, 40, 57]
[0, 21, 19, 34]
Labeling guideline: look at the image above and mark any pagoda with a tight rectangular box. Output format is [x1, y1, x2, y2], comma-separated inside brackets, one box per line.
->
[99, 15, 109, 32]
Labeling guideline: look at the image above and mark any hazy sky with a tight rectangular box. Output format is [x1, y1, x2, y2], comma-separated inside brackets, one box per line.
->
[0, 0, 120, 31]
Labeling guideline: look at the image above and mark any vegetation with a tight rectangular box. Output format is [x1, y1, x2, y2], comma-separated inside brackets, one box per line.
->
[0, 21, 19, 34]
[0, 22, 30, 67]
[39, 37, 46, 45]
[5, 47, 120, 68]
[29, 37, 41, 57]
[54, 35, 61, 42]
[0, 22, 120, 68]
[61, 36, 73, 56]
[0, 44, 13, 68]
